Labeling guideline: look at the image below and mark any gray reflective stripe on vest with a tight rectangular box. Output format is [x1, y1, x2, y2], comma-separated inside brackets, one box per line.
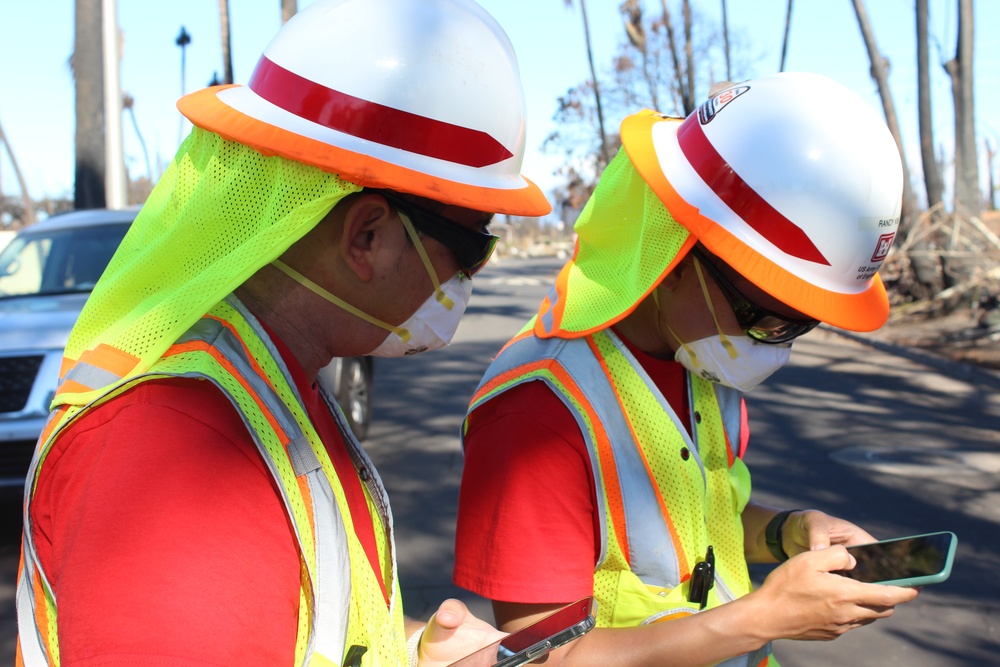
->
[471, 332, 771, 665]
[183, 297, 361, 661]
[16, 541, 48, 664]
[19, 298, 362, 665]
[62, 360, 123, 391]
[470, 333, 686, 588]
[712, 383, 744, 461]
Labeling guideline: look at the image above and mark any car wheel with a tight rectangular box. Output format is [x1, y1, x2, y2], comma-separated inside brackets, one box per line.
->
[335, 357, 373, 441]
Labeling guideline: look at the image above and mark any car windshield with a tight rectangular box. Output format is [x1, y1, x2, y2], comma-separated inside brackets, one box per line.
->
[0, 223, 130, 299]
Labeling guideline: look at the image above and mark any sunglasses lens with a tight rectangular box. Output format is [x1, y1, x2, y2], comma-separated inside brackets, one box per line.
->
[694, 247, 818, 344]
[463, 235, 498, 277]
[746, 317, 819, 344]
[377, 189, 497, 278]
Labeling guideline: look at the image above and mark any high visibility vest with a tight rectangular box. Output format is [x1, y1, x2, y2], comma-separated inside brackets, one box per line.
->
[17, 296, 407, 667]
[467, 330, 774, 667]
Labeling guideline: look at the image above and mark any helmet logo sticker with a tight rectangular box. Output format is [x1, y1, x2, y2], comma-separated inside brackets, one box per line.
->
[871, 232, 896, 263]
[698, 85, 750, 124]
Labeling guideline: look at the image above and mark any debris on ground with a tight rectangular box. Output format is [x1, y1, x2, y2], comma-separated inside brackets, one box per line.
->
[874, 208, 1000, 371]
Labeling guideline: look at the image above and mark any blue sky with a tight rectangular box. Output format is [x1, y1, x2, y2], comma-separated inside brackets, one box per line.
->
[1, 0, 997, 215]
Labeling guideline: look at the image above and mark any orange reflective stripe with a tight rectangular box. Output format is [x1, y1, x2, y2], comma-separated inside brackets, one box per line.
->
[535, 263, 573, 338]
[36, 406, 69, 451]
[471, 357, 631, 564]
[31, 569, 56, 664]
[164, 340, 289, 444]
[296, 474, 317, 538]
[547, 361, 629, 566]
[495, 328, 535, 356]
[77, 343, 142, 379]
[202, 315, 281, 393]
[54, 378, 95, 396]
[585, 336, 689, 577]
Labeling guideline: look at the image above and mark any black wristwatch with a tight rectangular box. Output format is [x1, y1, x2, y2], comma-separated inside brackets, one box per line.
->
[765, 509, 801, 562]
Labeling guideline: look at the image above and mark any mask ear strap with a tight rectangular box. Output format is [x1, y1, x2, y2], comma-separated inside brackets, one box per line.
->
[272, 260, 411, 342]
[397, 211, 455, 310]
[691, 256, 738, 360]
[653, 286, 699, 366]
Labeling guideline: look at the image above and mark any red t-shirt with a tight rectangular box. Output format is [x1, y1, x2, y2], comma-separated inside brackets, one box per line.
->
[29, 336, 381, 665]
[453, 333, 690, 604]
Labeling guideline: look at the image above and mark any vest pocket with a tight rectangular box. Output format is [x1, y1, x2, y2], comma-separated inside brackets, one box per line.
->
[605, 569, 701, 627]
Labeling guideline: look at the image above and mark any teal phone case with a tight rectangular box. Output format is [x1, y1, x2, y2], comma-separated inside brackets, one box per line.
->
[844, 531, 957, 587]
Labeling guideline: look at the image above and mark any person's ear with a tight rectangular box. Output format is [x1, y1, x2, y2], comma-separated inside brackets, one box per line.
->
[340, 193, 396, 282]
[657, 256, 688, 293]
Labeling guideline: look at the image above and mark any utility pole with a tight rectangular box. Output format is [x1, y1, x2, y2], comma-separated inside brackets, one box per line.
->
[176, 26, 192, 146]
[102, 0, 126, 208]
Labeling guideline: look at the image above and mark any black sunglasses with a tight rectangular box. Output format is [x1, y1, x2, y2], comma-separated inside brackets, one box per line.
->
[374, 190, 498, 278]
[691, 247, 819, 344]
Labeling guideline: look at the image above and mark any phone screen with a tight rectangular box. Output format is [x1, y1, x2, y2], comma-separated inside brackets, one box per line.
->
[838, 532, 955, 584]
[448, 597, 596, 667]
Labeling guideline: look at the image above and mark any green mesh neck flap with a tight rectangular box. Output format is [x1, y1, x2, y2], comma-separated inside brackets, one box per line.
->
[59, 127, 360, 406]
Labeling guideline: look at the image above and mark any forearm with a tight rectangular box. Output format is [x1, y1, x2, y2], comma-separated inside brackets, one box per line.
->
[404, 616, 425, 639]
[554, 598, 769, 667]
[741, 500, 785, 563]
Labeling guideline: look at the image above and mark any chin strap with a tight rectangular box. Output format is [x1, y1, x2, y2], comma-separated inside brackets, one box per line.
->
[691, 256, 738, 360]
[271, 259, 411, 343]
[397, 211, 455, 310]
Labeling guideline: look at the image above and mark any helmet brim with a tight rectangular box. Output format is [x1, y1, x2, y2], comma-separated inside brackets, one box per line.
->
[621, 109, 890, 332]
[178, 85, 552, 217]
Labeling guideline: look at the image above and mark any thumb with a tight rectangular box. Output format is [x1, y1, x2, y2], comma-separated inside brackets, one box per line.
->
[810, 544, 857, 572]
[426, 599, 471, 638]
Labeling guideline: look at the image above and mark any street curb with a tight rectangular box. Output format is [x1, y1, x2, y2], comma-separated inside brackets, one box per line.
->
[820, 324, 1000, 390]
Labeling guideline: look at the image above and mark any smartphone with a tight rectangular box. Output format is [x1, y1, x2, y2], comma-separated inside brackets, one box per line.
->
[834, 531, 958, 587]
[447, 597, 597, 667]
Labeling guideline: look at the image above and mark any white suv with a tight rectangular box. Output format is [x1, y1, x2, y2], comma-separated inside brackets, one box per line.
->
[0, 209, 373, 492]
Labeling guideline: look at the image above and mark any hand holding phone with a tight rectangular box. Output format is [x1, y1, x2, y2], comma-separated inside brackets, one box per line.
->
[447, 597, 596, 667]
[834, 531, 957, 587]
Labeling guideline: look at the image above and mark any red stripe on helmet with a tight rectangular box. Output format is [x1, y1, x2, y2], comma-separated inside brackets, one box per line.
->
[247, 56, 513, 168]
[677, 117, 830, 266]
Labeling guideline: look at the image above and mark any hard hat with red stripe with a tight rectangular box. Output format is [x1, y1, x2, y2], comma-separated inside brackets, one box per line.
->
[621, 72, 903, 332]
[177, 0, 550, 217]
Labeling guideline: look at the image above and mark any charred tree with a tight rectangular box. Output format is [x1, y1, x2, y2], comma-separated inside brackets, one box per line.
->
[566, 0, 610, 167]
[851, 0, 917, 234]
[945, 0, 979, 217]
[916, 0, 944, 209]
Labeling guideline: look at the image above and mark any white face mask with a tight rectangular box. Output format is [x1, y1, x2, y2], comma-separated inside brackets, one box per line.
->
[271, 207, 472, 358]
[367, 274, 471, 356]
[663, 254, 791, 393]
[673, 335, 791, 393]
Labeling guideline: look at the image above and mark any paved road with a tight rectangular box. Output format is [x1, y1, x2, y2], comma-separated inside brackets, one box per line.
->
[2, 256, 999, 664]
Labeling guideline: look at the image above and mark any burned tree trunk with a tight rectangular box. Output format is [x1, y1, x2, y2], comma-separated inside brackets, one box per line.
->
[916, 0, 943, 209]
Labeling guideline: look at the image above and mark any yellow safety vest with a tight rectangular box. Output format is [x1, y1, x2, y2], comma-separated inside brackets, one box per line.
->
[467, 329, 774, 667]
[17, 296, 407, 667]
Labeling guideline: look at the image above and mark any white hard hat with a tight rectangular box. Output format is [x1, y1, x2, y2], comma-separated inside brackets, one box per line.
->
[178, 0, 550, 216]
[621, 72, 903, 331]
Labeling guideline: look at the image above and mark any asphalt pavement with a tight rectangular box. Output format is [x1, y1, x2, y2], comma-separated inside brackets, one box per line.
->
[1, 256, 998, 664]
